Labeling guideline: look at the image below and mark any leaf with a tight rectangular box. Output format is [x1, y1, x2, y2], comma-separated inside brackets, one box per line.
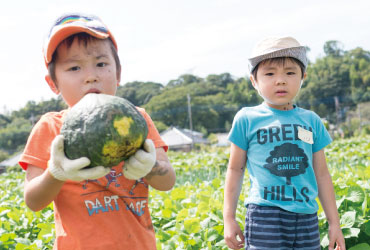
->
[342, 227, 361, 238]
[171, 188, 187, 200]
[213, 225, 224, 235]
[36, 223, 53, 241]
[197, 190, 211, 203]
[335, 196, 345, 209]
[176, 208, 188, 222]
[348, 243, 370, 250]
[164, 198, 172, 209]
[7, 210, 21, 223]
[363, 220, 370, 237]
[157, 231, 172, 242]
[15, 243, 39, 250]
[362, 189, 368, 217]
[207, 228, 221, 242]
[184, 218, 201, 234]
[340, 211, 356, 228]
[212, 178, 221, 189]
[346, 186, 365, 203]
[162, 209, 172, 219]
[197, 201, 209, 215]
[187, 238, 197, 246]
[320, 234, 329, 248]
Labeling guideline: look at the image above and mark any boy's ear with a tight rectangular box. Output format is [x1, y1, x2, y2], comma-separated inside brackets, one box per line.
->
[250, 75, 258, 90]
[45, 75, 60, 94]
[116, 69, 122, 87]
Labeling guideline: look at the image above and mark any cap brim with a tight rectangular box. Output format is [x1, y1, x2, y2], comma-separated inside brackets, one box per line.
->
[44, 25, 117, 65]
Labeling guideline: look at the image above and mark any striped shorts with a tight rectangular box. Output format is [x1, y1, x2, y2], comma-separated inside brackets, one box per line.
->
[244, 204, 321, 250]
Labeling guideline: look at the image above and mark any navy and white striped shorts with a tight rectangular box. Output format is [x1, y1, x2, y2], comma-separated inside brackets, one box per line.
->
[245, 204, 321, 250]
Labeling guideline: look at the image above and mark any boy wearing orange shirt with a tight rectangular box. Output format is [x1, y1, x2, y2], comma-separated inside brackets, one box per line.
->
[20, 13, 175, 250]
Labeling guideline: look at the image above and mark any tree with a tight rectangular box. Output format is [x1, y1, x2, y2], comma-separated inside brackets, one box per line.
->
[323, 40, 344, 57]
[346, 48, 370, 103]
[144, 74, 260, 134]
[116, 81, 163, 106]
[10, 97, 66, 123]
[167, 74, 203, 87]
[206, 73, 234, 88]
[0, 117, 32, 153]
[298, 42, 351, 123]
[0, 114, 11, 128]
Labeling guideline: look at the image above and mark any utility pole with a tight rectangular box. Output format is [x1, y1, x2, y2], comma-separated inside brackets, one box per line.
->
[358, 103, 362, 131]
[187, 94, 194, 149]
[334, 96, 341, 124]
[187, 94, 193, 131]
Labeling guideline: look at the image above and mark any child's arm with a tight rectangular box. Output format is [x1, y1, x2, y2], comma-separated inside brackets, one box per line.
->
[123, 139, 175, 190]
[24, 165, 64, 211]
[24, 135, 110, 211]
[145, 147, 175, 191]
[313, 149, 346, 250]
[223, 143, 246, 250]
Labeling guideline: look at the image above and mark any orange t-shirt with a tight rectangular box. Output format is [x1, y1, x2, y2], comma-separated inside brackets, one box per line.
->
[19, 107, 167, 250]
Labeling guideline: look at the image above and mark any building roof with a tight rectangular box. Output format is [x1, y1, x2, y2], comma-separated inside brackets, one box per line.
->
[214, 133, 230, 147]
[160, 127, 209, 147]
[0, 152, 22, 167]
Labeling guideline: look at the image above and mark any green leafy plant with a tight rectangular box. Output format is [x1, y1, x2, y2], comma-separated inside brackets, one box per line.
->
[1, 136, 369, 249]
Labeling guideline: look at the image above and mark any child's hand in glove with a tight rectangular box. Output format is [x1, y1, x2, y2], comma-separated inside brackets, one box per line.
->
[48, 135, 111, 182]
[123, 139, 156, 180]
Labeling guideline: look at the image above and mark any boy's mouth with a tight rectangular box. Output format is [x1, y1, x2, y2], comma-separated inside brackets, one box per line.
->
[276, 90, 287, 96]
[86, 88, 101, 94]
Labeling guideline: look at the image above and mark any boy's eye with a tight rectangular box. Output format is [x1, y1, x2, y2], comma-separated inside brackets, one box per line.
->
[97, 62, 107, 67]
[68, 66, 80, 71]
[287, 72, 296, 75]
[265, 72, 273, 76]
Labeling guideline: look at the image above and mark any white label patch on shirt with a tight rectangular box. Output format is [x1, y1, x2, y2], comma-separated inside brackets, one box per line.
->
[298, 127, 313, 144]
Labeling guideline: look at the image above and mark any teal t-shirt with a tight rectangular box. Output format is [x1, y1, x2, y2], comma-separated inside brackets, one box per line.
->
[228, 103, 332, 214]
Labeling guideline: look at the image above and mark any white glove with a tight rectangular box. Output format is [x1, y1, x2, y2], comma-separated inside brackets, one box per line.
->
[48, 135, 111, 182]
[123, 139, 156, 180]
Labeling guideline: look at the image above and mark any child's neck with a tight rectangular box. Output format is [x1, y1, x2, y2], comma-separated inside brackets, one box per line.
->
[264, 102, 295, 111]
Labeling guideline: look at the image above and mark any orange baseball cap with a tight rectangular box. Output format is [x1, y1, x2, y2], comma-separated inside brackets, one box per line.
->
[43, 13, 117, 67]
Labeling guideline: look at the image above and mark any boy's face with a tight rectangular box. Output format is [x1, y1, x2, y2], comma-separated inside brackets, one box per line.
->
[46, 38, 120, 107]
[250, 59, 306, 110]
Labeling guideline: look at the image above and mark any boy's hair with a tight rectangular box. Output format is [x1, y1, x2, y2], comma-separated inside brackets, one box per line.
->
[47, 33, 121, 82]
[251, 57, 305, 81]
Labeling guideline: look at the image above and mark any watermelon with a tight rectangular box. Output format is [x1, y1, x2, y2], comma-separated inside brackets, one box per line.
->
[60, 93, 148, 168]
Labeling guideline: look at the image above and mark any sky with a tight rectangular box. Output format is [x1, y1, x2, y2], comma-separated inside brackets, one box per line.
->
[1, 0, 369, 113]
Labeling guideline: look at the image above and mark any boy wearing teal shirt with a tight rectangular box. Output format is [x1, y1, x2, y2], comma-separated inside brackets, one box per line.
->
[223, 37, 345, 250]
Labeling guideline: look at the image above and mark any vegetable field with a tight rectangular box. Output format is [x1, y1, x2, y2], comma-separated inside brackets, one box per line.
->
[1, 136, 369, 250]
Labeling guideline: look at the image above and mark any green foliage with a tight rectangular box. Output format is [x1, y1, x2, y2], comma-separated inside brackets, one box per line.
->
[0, 169, 54, 249]
[116, 81, 163, 106]
[144, 74, 259, 134]
[0, 137, 369, 249]
[319, 136, 370, 249]
[298, 42, 370, 125]
[0, 150, 10, 163]
[0, 97, 66, 154]
[151, 149, 234, 249]
[1, 41, 370, 155]
[348, 48, 370, 103]
[153, 120, 168, 133]
[0, 118, 32, 154]
[9, 97, 66, 123]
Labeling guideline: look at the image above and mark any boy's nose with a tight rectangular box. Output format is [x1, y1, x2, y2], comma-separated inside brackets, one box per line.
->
[85, 77, 98, 84]
[85, 70, 99, 84]
[276, 76, 286, 85]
